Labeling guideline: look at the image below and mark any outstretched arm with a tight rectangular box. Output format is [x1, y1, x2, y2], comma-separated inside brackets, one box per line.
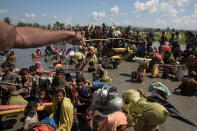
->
[0, 21, 82, 51]
[15, 27, 82, 48]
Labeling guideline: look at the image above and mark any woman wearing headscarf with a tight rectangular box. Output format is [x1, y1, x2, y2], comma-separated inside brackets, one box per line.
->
[42, 88, 73, 131]
[93, 111, 127, 131]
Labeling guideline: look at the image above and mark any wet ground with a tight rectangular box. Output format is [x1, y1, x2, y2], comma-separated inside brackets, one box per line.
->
[104, 61, 197, 131]
[1, 43, 197, 131]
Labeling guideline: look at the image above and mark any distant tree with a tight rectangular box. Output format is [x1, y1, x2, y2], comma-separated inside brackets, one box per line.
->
[172, 28, 175, 33]
[26, 23, 33, 27]
[17, 22, 26, 27]
[40, 25, 46, 29]
[180, 29, 185, 33]
[53, 21, 65, 29]
[4, 17, 11, 24]
[156, 28, 161, 32]
[166, 27, 170, 32]
[33, 23, 40, 27]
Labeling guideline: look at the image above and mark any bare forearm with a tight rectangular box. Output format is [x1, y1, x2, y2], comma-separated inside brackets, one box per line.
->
[14, 27, 77, 48]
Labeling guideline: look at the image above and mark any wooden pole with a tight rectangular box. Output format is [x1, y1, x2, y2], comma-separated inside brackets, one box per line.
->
[0, 105, 51, 115]
[0, 81, 19, 86]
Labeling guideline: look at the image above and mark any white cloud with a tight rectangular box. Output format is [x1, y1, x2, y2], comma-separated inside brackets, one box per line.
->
[109, 17, 113, 21]
[155, 18, 167, 26]
[42, 14, 46, 17]
[179, 8, 185, 13]
[25, 13, 35, 18]
[156, 3, 197, 30]
[136, 15, 140, 18]
[0, 9, 8, 14]
[64, 16, 72, 24]
[169, 0, 190, 7]
[123, 20, 130, 26]
[134, 0, 159, 14]
[53, 15, 57, 19]
[110, 5, 119, 14]
[90, 11, 106, 21]
[160, 2, 177, 16]
[112, 21, 120, 26]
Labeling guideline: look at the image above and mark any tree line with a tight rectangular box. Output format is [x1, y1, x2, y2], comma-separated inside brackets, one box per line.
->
[3, 16, 186, 33]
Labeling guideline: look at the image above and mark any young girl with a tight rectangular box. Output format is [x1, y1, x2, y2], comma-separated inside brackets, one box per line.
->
[24, 101, 42, 131]
[37, 89, 48, 104]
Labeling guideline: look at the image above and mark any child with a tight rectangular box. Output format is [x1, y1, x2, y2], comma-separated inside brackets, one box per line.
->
[37, 89, 48, 104]
[24, 101, 42, 131]
[131, 66, 144, 83]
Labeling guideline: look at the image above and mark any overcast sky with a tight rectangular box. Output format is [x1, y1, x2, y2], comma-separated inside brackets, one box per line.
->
[0, 0, 197, 30]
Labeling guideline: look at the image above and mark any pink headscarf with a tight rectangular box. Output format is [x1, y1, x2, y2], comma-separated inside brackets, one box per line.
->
[36, 61, 43, 71]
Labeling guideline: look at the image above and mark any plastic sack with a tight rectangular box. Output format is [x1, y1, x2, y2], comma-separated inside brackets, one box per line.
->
[123, 90, 142, 114]
[152, 64, 159, 78]
[175, 65, 184, 81]
[34, 124, 54, 131]
[134, 100, 169, 131]
[42, 115, 58, 130]
[7, 95, 28, 105]
[90, 54, 98, 64]
[110, 55, 121, 60]
[101, 73, 112, 82]
[149, 81, 171, 96]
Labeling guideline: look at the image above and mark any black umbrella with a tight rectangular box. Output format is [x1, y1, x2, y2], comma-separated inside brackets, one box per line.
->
[147, 95, 197, 128]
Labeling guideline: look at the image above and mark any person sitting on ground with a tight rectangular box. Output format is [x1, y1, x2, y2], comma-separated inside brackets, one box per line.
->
[131, 70, 144, 83]
[175, 71, 197, 96]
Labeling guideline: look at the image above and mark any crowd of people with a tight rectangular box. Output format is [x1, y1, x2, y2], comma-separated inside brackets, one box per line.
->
[1, 22, 197, 131]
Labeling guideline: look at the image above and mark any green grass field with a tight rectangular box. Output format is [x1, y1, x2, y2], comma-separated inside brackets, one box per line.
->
[140, 32, 186, 44]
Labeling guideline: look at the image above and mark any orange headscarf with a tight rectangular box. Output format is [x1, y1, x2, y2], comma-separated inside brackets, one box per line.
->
[100, 111, 127, 131]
